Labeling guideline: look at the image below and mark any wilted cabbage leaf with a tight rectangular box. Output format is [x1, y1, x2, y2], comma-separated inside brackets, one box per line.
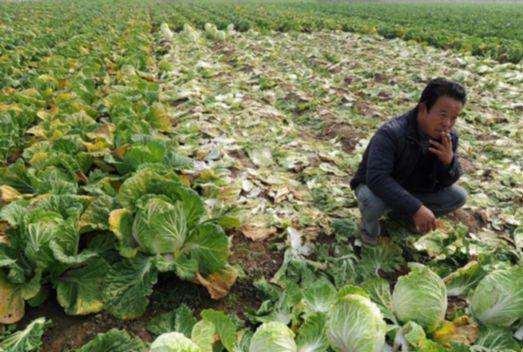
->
[402, 321, 446, 352]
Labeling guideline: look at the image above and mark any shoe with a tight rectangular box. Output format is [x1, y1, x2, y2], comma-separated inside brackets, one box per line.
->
[360, 227, 379, 246]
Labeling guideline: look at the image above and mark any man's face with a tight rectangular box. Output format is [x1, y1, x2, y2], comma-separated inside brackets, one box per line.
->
[419, 96, 463, 140]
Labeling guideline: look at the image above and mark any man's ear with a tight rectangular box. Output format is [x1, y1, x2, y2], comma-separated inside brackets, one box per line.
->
[418, 102, 427, 116]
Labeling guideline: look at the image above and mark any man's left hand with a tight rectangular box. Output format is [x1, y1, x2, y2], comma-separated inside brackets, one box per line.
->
[429, 132, 453, 167]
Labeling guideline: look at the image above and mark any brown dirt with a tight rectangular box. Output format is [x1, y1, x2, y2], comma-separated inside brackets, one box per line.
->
[229, 231, 284, 280]
[320, 111, 362, 152]
[445, 208, 485, 234]
[19, 297, 153, 352]
[227, 148, 257, 170]
[459, 156, 476, 174]
[446, 296, 469, 320]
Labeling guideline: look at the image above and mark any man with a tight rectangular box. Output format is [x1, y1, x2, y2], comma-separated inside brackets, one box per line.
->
[350, 78, 468, 245]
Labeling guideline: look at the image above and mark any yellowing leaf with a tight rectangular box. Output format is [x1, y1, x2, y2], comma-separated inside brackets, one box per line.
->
[82, 141, 110, 152]
[86, 123, 115, 143]
[109, 209, 132, 241]
[29, 152, 49, 166]
[0, 103, 21, 112]
[113, 145, 130, 160]
[432, 316, 479, 347]
[0, 185, 22, 204]
[240, 224, 277, 241]
[0, 274, 24, 324]
[49, 129, 63, 142]
[195, 265, 238, 300]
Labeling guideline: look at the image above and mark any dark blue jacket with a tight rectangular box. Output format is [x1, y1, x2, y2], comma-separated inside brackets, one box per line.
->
[350, 108, 462, 217]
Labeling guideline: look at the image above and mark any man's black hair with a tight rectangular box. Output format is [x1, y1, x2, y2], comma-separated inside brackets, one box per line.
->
[417, 78, 467, 112]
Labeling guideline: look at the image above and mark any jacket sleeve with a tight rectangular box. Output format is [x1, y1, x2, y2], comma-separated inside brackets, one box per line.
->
[436, 132, 462, 186]
[365, 129, 422, 218]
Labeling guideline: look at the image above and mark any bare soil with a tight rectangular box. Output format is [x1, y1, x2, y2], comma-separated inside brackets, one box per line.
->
[445, 208, 486, 234]
[320, 111, 363, 152]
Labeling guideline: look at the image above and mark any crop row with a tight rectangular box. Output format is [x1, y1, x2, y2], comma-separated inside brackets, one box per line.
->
[0, 0, 235, 326]
[149, 1, 523, 63]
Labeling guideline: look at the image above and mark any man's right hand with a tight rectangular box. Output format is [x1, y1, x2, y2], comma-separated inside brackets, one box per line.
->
[413, 205, 436, 233]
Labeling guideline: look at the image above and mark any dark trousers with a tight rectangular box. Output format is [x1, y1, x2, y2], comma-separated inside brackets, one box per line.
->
[355, 184, 467, 236]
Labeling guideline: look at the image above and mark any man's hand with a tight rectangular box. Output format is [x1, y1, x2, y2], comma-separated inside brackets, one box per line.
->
[413, 205, 436, 233]
[429, 131, 453, 167]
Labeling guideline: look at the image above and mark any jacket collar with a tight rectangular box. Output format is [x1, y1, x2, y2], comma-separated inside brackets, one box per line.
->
[406, 107, 423, 143]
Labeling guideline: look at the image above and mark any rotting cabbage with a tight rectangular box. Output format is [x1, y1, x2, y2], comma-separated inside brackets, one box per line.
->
[469, 266, 523, 327]
[392, 264, 447, 332]
[326, 290, 387, 352]
[150, 332, 202, 352]
[249, 321, 297, 352]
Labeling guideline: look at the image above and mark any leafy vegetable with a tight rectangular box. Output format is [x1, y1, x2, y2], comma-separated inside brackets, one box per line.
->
[75, 329, 146, 352]
[150, 332, 202, 352]
[326, 290, 387, 352]
[469, 266, 523, 327]
[0, 317, 49, 352]
[392, 264, 447, 332]
[249, 322, 297, 352]
[147, 304, 197, 338]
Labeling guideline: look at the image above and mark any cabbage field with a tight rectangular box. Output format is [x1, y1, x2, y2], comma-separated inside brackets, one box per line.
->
[0, 0, 522, 351]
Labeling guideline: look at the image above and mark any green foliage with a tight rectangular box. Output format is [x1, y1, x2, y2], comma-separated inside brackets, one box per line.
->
[103, 256, 158, 320]
[74, 329, 146, 352]
[147, 304, 197, 338]
[469, 266, 523, 327]
[392, 264, 447, 332]
[0, 317, 49, 352]
[326, 292, 387, 352]
[150, 332, 202, 352]
[249, 321, 297, 352]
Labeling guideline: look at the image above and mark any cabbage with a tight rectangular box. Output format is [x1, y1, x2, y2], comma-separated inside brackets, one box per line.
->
[151, 332, 202, 352]
[326, 292, 386, 352]
[469, 266, 523, 327]
[160, 23, 174, 41]
[249, 321, 297, 352]
[132, 197, 187, 254]
[392, 264, 447, 332]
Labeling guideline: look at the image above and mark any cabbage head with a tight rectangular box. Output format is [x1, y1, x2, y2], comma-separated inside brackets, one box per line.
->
[151, 332, 202, 352]
[249, 321, 297, 352]
[392, 263, 447, 332]
[469, 266, 523, 327]
[132, 197, 187, 254]
[326, 292, 386, 352]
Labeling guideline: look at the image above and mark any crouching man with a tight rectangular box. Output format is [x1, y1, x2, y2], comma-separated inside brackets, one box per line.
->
[350, 78, 468, 245]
